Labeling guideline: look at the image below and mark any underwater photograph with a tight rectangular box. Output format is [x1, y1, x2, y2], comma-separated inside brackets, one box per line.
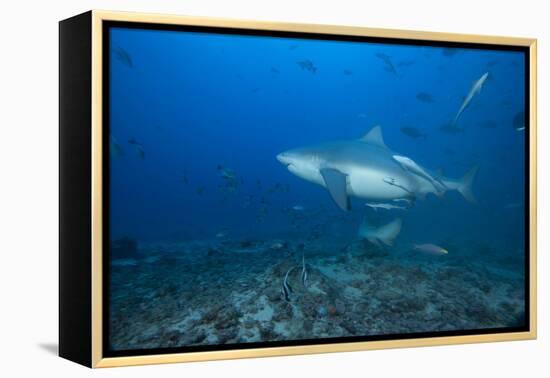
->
[106, 25, 528, 354]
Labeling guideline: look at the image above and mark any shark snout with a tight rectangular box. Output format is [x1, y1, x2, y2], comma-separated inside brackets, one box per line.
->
[276, 152, 292, 166]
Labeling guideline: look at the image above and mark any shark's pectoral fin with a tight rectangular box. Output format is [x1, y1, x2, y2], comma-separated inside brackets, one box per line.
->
[320, 168, 350, 211]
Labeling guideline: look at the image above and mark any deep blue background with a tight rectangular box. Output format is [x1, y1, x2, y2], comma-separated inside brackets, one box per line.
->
[108, 27, 525, 262]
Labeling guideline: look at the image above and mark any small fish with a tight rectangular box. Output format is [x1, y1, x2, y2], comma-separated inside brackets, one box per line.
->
[357, 113, 367, 119]
[109, 136, 124, 158]
[271, 67, 280, 74]
[215, 232, 227, 239]
[143, 256, 160, 264]
[292, 205, 305, 211]
[400, 127, 427, 139]
[343, 69, 353, 75]
[288, 45, 298, 50]
[413, 243, 448, 255]
[196, 186, 205, 195]
[393, 198, 412, 205]
[113, 46, 133, 67]
[375, 53, 397, 74]
[453, 72, 489, 125]
[270, 242, 285, 250]
[416, 92, 434, 103]
[513, 111, 525, 131]
[301, 254, 308, 288]
[365, 202, 406, 211]
[136, 147, 146, 159]
[392, 155, 446, 193]
[297, 59, 317, 73]
[281, 267, 295, 302]
[127, 138, 145, 159]
[217, 165, 236, 180]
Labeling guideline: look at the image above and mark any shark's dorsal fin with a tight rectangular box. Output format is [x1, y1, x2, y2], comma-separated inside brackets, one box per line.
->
[320, 168, 350, 211]
[360, 125, 387, 149]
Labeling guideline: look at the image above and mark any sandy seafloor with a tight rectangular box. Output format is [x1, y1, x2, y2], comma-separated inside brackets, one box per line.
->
[108, 238, 525, 351]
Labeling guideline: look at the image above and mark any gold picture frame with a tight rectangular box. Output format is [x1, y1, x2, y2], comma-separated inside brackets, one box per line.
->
[59, 10, 537, 368]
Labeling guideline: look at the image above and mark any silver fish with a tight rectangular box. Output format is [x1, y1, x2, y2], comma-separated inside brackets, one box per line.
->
[365, 202, 407, 211]
[281, 267, 295, 302]
[413, 243, 448, 255]
[392, 155, 446, 194]
[453, 72, 489, 125]
[513, 111, 525, 131]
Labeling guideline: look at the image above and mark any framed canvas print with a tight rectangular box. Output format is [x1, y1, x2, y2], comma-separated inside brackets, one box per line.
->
[59, 10, 537, 368]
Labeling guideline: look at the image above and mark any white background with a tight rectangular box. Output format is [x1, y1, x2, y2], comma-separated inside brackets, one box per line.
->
[0, 0, 547, 376]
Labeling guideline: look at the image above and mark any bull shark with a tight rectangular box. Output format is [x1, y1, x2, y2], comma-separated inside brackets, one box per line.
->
[276, 126, 477, 211]
[453, 72, 489, 125]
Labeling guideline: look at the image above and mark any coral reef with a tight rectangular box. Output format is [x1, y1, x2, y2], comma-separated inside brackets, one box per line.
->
[109, 237, 526, 351]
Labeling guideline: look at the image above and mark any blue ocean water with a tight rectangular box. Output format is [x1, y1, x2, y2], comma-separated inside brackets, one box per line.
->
[108, 26, 526, 351]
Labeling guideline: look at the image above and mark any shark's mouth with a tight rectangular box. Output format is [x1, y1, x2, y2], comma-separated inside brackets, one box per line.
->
[276, 153, 293, 167]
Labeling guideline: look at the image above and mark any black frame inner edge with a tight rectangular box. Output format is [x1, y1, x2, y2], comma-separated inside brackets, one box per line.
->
[101, 20, 531, 358]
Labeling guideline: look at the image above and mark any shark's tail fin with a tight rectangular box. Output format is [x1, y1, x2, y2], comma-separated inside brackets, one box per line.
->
[457, 166, 478, 204]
